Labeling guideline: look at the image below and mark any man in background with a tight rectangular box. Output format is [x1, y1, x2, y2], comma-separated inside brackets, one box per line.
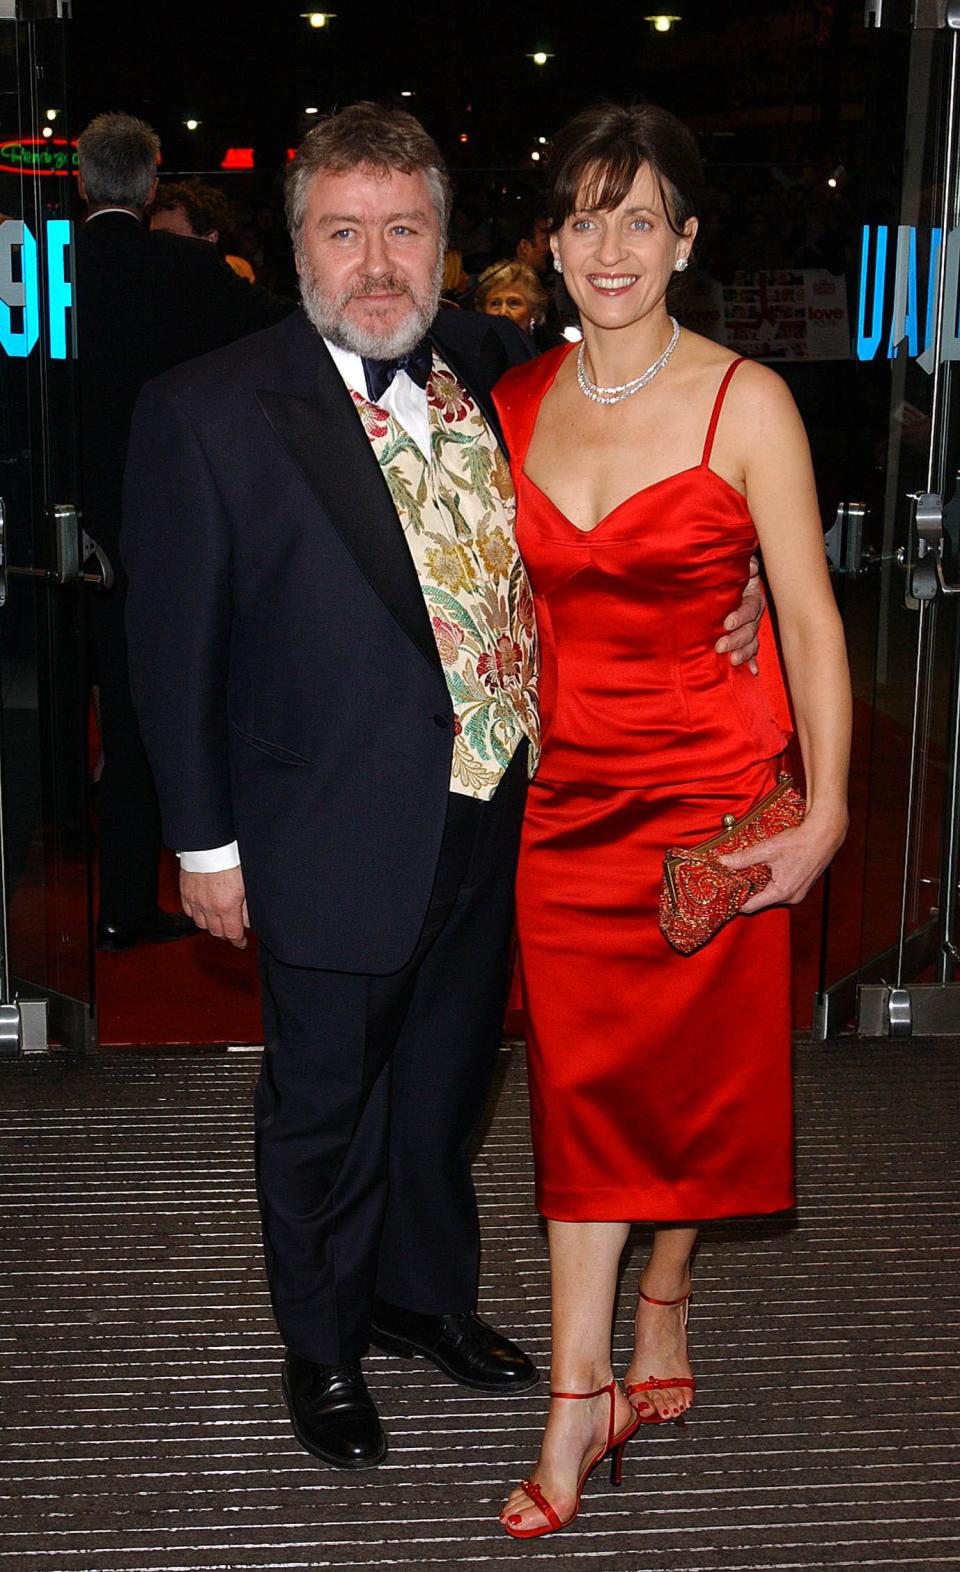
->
[75, 112, 291, 950]
[496, 201, 552, 278]
[149, 178, 257, 281]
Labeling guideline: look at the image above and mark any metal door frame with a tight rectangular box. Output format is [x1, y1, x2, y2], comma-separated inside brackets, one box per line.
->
[0, 1, 96, 1055]
[815, 1, 960, 1037]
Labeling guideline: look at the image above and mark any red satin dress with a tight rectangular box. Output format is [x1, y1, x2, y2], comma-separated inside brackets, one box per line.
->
[494, 348, 796, 1223]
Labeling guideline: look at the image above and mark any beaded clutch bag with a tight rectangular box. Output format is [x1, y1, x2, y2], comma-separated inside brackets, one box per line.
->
[659, 773, 806, 955]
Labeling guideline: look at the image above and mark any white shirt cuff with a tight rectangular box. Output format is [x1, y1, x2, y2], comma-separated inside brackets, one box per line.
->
[177, 842, 241, 872]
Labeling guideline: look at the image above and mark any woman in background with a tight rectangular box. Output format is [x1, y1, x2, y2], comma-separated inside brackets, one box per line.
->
[475, 258, 550, 338]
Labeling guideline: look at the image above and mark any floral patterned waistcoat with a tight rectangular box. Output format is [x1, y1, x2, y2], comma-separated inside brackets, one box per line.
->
[351, 356, 540, 801]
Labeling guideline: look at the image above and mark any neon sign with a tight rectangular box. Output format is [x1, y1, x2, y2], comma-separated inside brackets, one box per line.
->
[0, 220, 74, 359]
[0, 137, 78, 176]
[856, 224, 960, 367]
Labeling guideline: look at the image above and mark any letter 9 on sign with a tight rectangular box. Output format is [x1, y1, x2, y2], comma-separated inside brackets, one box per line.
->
[0, 219, 74, 360]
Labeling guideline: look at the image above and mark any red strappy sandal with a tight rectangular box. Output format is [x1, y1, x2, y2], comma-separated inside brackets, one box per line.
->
[625, 1289, 696, 1426]
[501, 1378, 641, 1539]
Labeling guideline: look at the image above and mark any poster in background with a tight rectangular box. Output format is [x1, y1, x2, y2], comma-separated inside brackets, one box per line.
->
[683, 269, 850, 361]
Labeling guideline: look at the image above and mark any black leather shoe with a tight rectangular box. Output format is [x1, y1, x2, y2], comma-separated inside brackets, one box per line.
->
[282, 1356, 387, 1470]
[96, 908, 198, 952]
[369, 1300, 539, 1393]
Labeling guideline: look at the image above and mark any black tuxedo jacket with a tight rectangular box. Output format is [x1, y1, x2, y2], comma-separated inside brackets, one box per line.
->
[76, 210, 293, 566]
[122, 307, 533, 971]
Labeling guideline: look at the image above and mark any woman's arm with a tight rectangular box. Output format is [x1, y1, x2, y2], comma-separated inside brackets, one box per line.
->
[720, 364, 852, 911]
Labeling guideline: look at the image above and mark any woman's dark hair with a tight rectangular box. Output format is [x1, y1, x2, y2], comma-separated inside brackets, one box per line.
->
[547, 102, 704, 237]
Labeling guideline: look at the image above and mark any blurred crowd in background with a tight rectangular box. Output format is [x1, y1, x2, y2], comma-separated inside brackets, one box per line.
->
[142, 140, 873, 530]
[155, 141, 862, 315]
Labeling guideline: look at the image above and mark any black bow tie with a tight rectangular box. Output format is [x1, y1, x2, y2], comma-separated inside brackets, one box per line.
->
[361, 339, 433, 404]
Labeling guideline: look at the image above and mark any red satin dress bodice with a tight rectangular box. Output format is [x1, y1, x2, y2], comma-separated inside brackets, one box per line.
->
[494, 347, 796, 1224]
[502, 345, 792, 789]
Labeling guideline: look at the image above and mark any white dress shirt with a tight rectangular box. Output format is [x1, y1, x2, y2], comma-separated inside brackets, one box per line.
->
[178, 336, 430, 873]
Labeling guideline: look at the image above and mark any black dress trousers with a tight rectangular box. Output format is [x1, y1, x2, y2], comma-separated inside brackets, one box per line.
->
[254, 742, 528, 1365]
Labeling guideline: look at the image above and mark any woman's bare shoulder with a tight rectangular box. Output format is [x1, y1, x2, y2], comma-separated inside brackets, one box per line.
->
[722, 357, 800, 432]
[682, 331, 785, 386]
[678, 327, 736, 366]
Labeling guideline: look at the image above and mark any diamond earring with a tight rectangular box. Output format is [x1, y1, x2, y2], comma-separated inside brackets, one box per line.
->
[553, 256, 563, 274]
[674, 256, 689, 273]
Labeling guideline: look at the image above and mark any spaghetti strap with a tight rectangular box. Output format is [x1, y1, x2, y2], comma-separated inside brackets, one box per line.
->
[492, 343, 572, 473]
[701, 358, 746, 468]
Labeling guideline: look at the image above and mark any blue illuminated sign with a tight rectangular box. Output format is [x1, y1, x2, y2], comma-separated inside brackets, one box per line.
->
[0, 218, 74, 360]
[857, 224, 955, 367]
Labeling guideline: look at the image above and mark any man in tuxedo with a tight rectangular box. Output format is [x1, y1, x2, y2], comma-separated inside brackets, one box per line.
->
[122, 103, 761, 1471]
[75, 112, 291, 949]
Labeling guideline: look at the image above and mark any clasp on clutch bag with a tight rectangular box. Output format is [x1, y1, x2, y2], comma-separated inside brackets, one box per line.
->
[659, 773, 806, 953]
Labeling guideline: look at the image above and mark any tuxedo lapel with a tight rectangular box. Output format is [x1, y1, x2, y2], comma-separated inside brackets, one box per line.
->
[428, 317, 508, 451]
[256, 362, 441, 676]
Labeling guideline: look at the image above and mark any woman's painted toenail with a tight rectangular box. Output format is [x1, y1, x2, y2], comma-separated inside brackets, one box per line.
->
[508, 1514, 522, 1525]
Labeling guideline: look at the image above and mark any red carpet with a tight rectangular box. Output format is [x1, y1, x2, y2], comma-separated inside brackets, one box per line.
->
[97, 699, 920, 1045]
[98, 851, 263, 1046]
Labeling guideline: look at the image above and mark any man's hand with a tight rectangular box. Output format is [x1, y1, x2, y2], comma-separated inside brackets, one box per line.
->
[180, 866, 249, 949]
[715, 553, 765, 674]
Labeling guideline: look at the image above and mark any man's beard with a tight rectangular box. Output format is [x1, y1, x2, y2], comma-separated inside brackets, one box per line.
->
[299, 255, 443, 357]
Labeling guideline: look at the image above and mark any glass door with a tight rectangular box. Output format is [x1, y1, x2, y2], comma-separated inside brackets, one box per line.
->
[815, 4, 960, 1037]
[0, 1, 97, 1055]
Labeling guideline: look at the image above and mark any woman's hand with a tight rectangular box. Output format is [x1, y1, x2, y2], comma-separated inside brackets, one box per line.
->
[720, 810, 848, 913]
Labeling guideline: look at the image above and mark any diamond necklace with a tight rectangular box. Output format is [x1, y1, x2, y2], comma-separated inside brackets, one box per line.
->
[576, 317, 681, 405]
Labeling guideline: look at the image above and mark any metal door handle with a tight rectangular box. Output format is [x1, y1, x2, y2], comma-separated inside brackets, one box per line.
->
[0, 502, 115, 592]
[77, 531, 115, 591]
[904, 485, 960, 599]
[824, 502, 869, 576]
[50, 505, 115, 589]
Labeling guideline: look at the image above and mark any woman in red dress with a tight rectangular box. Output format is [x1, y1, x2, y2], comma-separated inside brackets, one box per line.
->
[493, 104, 851, 1538]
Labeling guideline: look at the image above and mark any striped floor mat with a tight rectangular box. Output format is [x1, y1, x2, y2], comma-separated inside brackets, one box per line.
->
[1, 1038, 957, 1570]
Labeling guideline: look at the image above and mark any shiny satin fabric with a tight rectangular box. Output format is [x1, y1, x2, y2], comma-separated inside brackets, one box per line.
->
[494, 346, 797, 1223]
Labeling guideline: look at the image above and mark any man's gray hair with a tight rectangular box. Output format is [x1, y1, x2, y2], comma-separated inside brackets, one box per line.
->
[76, 112, 160, 210]
[285, 101, 452, 255]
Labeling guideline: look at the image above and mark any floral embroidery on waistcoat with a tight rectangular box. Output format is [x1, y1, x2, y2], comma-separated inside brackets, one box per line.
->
[351, 357, 539, 800]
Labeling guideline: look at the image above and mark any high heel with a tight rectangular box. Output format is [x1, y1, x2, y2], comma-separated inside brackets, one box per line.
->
[625, 1289, 696, 1426]
[501, 1378, 640, 1539]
